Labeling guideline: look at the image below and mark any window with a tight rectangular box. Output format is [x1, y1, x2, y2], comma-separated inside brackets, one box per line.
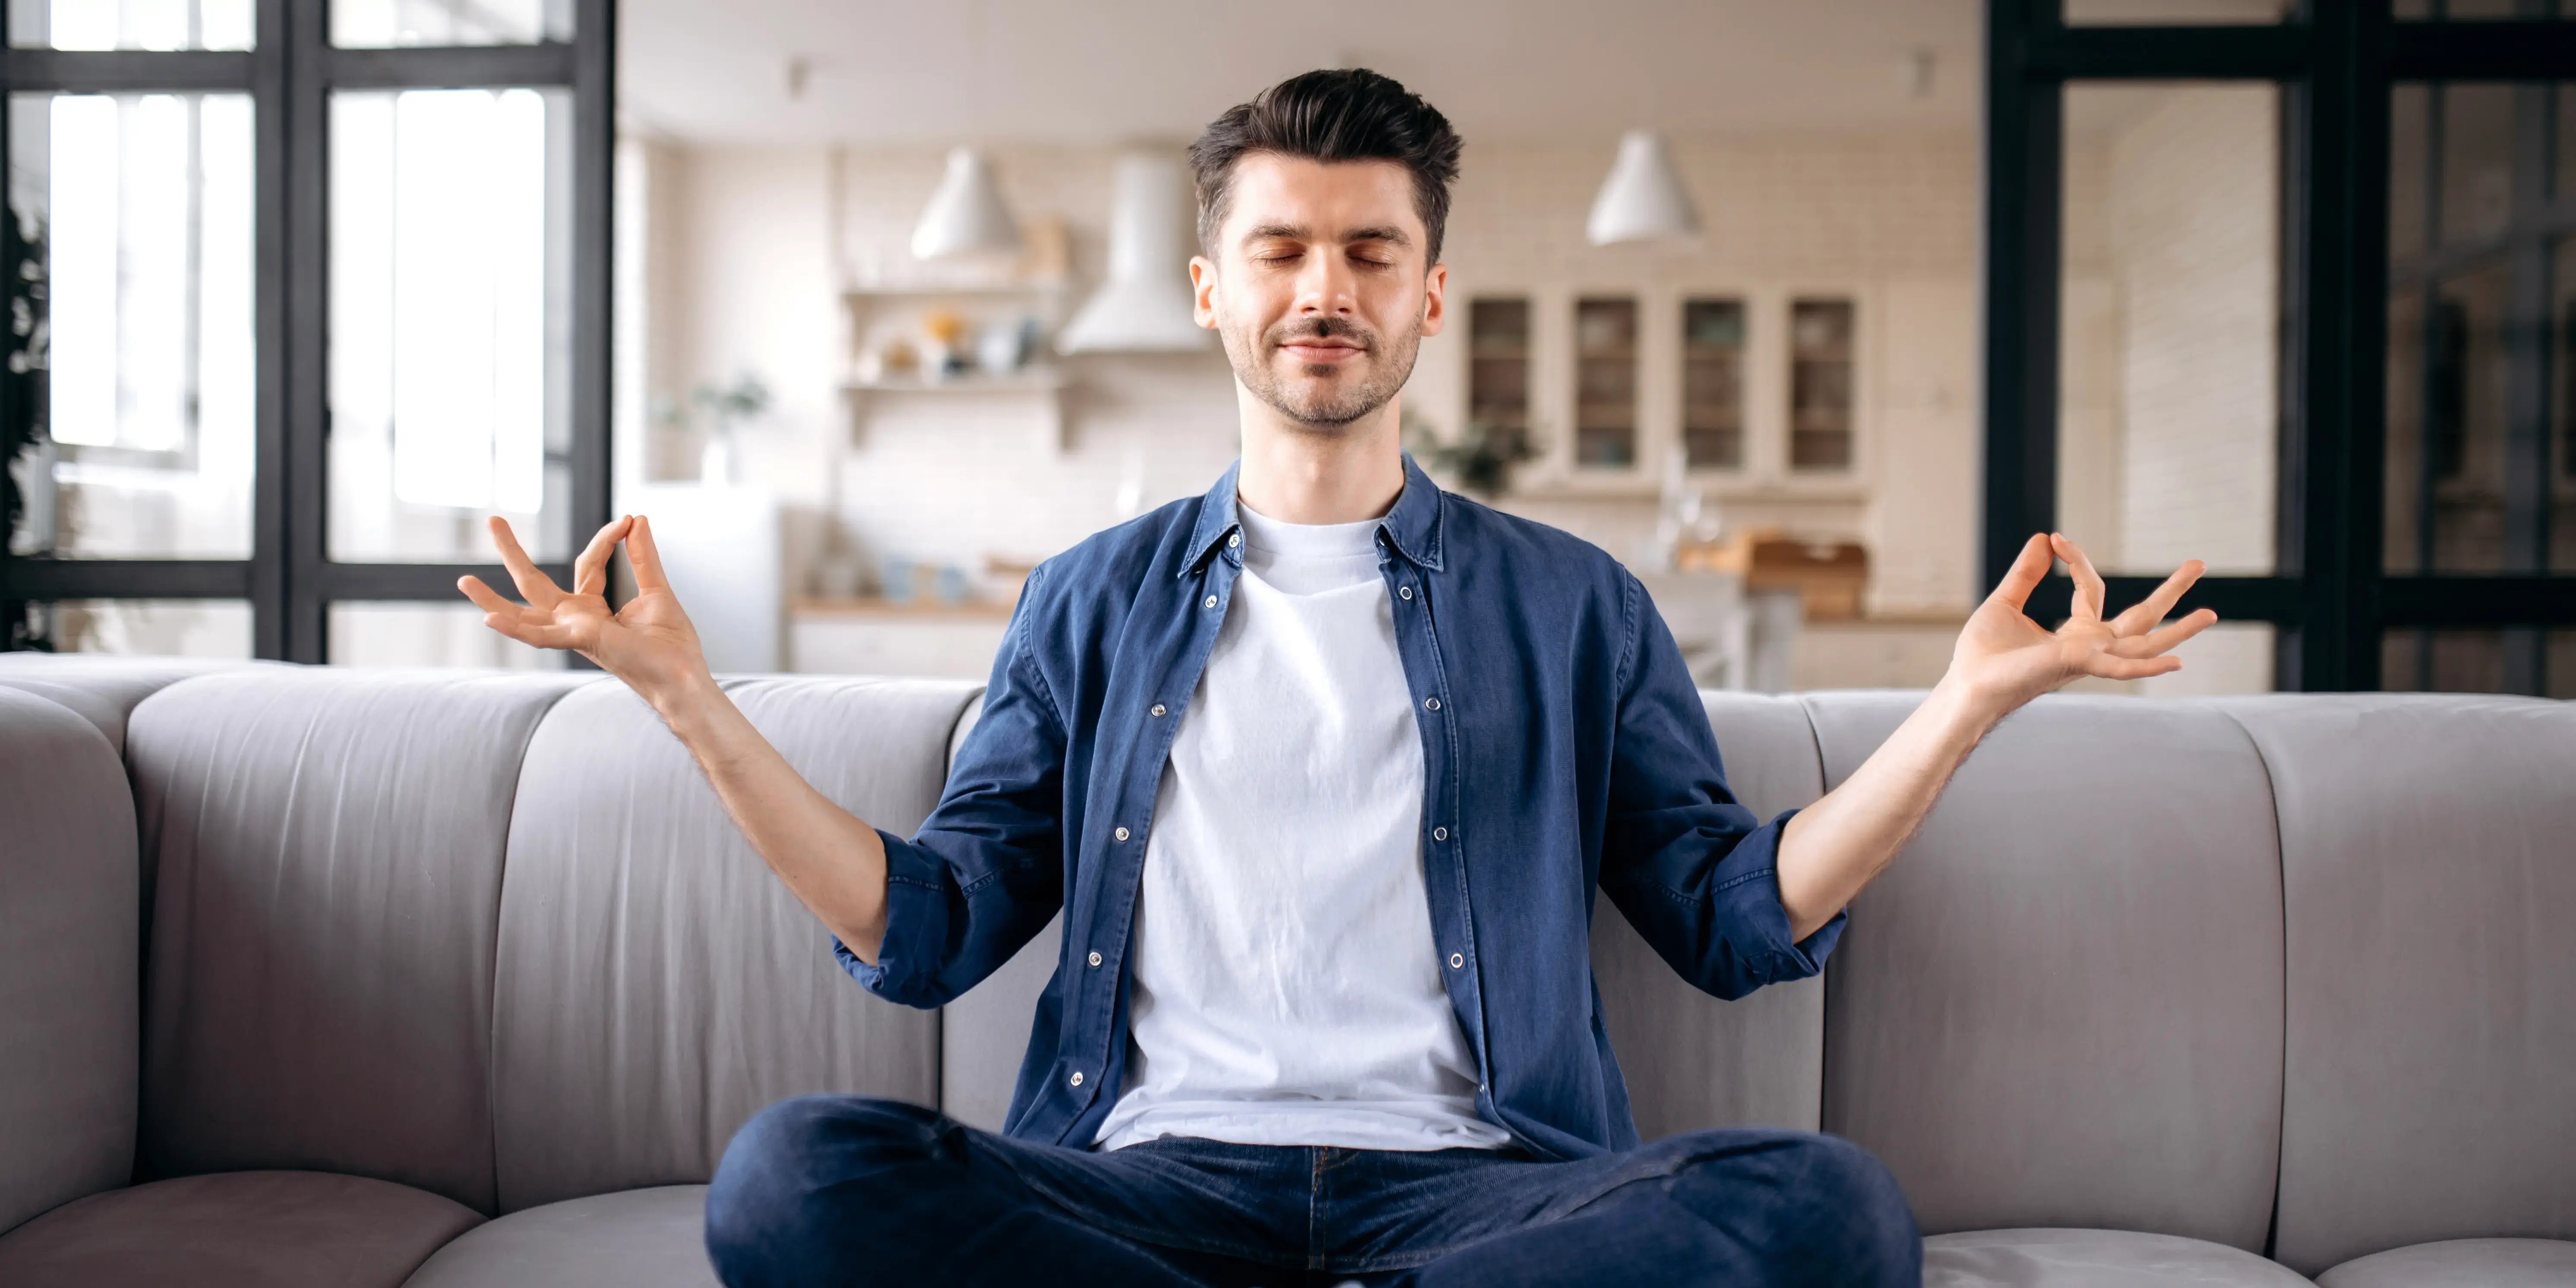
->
[1467, 296, 1531, 451]
[1573, 297, 1637, 468]
[1788, 299, 1854, 471]
[0, 0, 612, 662]
[1986, 2, 2576, 695]
[1680, 298, 1745, 469]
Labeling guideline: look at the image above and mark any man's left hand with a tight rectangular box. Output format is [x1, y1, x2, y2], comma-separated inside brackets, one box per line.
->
[1945, 531, 2216, 719]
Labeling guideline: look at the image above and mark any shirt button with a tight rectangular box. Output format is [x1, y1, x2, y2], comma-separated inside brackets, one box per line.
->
[1087, 951, 1103, 967]
[1424, 697, 1440, 711]
[1070, 1071, 1084, 1087]
[1149, 703, 1166, 717]
[1449, 952, 1465, 969]
[1203, 595, 1218, 609]
[1433, 826, 1448, 841]
[1228, 532, 1241, 548]
[1114, 826, 1130, 841]
[1398, 585, 1413, 600]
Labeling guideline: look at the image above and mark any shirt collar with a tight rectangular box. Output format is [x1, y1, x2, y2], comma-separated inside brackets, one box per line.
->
[1181, 450, 1445, 578]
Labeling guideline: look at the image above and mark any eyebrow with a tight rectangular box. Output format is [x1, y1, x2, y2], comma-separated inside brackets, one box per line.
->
[1241, 222, 1414, 248]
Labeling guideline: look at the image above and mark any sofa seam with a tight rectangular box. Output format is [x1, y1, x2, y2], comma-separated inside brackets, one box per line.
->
[2212, 702, 2293, 1267]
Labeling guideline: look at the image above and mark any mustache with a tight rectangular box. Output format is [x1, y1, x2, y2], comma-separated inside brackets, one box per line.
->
[1264, 316, 1380, 353]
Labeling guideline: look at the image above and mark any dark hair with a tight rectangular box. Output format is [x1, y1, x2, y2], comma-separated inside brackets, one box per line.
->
[1187, 68, 1463, 266]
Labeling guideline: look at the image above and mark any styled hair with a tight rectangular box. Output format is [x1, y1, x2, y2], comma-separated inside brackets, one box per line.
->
[1187, 68, 1464, 266]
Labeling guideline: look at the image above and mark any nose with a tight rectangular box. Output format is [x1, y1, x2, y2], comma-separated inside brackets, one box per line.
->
[1292, 246, 1357, 319]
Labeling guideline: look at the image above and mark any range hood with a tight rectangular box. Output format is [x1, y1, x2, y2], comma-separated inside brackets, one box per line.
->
[1057, 153, 1214, 354]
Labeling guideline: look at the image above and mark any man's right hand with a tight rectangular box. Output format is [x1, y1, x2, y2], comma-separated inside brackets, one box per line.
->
[459, 513, 710, 710]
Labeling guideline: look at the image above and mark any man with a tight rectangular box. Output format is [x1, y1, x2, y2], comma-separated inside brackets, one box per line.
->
[461, 69, 2214, 1288]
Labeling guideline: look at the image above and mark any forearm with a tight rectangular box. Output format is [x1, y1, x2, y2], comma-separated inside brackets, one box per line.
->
[1774, 676, 2004, 940]
[651, 673, 893, 963]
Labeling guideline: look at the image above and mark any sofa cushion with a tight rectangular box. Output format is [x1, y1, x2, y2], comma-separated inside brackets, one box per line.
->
[1810, 693, 2286, 1250]
[0, 689, 137, 1238]
[1590, 691, 1830, 1138]
[0, 1170, 481, 1288]
[1926, 1229, 2315, 1287]
[404, 1186, 716, 1288]
[2219, 696, 2576, 1274]
[2316, 1238, 2576, 1287]
[487, 677, 972, 1212]
[0, 653, 259, 754]
[128, 669, 596, 1213]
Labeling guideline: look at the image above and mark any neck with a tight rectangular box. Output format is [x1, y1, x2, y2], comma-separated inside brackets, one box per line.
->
[1233, 388, 1405, 525]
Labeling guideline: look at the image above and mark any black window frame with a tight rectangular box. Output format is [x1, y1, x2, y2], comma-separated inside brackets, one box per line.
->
[1984, 0, 2576, 692]
[0, 0, 614, 662]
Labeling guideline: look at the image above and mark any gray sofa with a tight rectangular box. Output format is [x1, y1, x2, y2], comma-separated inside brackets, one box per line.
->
[0, 651, 2569, 1287]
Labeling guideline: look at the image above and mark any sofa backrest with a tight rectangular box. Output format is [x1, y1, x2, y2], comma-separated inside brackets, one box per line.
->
[0, 687, 139, 1236]
[1589, 691, 1829, 1137]
[126, 668, 591, 1214]
[487, 676, 970, 1213]
[2225, 695, 2576, 1275]
[1810, 692, 2288, 1253]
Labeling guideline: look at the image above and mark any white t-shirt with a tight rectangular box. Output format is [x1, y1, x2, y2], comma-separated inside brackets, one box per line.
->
[1092, 499, 1512, 1153]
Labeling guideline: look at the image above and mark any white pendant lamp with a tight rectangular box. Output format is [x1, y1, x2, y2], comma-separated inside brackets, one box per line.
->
[1056, 153, 1214, 354]
[1585, 130, 1702, 246]
[910, 147, 1023, 261]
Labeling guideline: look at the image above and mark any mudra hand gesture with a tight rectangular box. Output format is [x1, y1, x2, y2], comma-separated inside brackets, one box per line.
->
[457, 515, 713, 708]
[1948, 530, 2216, 714]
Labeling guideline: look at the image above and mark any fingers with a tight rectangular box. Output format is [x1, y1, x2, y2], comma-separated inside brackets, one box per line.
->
[2083, 652, 2184, 682]
[2109, 559, 2208, 638]
[1987, 532, 2053, 611]
[480, 612, 584, 651]
[2109, 606, 2219, 658]
[456, 574, 518, 616]
[2050, 533, 2106, 622]
[572, 515, 634, 598]
[626, 514, 672, 593]
[487, 516, 567, 609]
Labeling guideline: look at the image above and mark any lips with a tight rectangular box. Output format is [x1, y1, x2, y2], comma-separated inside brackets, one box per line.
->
[1280, 339, 1363, 362]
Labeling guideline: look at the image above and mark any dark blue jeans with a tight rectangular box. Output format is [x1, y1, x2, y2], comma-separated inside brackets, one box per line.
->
[703, 1096, 1920, 1288]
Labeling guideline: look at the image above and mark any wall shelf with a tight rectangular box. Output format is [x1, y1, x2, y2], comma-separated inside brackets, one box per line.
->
[839, 366, 1070, 451]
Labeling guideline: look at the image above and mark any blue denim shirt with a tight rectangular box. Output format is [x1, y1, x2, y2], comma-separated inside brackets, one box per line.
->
[837, 451, 1844, 1160]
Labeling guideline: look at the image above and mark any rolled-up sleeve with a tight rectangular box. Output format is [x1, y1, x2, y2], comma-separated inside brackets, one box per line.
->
[1597, 571, 1844, 1000]
[834, 564, 1068, 1008]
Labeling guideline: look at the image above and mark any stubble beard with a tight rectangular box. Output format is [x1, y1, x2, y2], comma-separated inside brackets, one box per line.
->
[1222, 311, 1423, 433]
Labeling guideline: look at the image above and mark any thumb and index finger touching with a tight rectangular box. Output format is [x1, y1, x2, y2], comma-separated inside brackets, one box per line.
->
[457, 512, 671, 619]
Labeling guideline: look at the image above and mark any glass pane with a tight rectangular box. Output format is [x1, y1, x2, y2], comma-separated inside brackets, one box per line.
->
[2057, 82, 2281, 577]
[7, 0, 253, 50]
[328, 601, 560, 668]
[6, 92, 256, 559]
[2440, 84, 2516, 247]
[1466, 297, 1530, 440]
[33, 598, 251, 657]
[2387, 81, 2573, 575]
[1681, 298, 1745, 469]
[2382, 627, 2576, 697]
[2558, 234, 2576, 573]
[331, 0, 570, 47]
[329, 87, 573, 563]
[1788, 299, 1854, 470]
[1573, 297, 1635, 469]
[2065, 0, 2289, 22]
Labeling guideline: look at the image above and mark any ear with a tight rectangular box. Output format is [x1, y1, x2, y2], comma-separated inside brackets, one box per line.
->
[1190, 255, 1220, 329]
[1418, 261, 1449, 339]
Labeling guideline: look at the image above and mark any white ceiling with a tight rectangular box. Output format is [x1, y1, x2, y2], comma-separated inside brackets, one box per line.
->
[617, 0, 1991, 146]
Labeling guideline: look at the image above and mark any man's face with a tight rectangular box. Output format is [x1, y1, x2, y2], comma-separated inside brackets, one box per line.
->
[1191, 153, 1447, 429]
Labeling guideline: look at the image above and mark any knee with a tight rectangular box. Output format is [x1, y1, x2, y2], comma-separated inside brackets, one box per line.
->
[704, 1095, 946, 1281]
[1671, 1132, 1919, 1286]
